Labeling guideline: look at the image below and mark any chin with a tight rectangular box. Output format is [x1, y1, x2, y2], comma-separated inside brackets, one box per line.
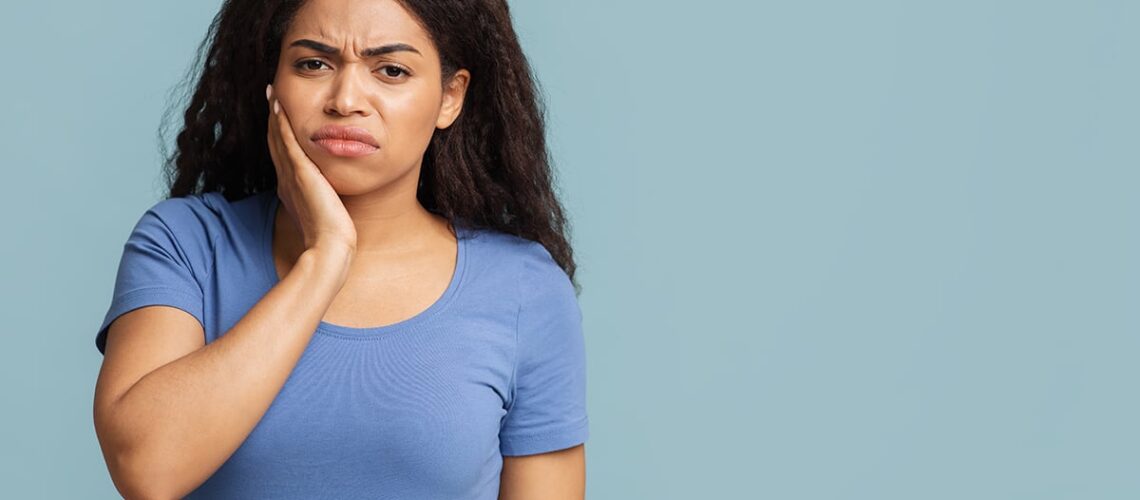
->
[317, 165, 396, 197]
[328, 176, 379, 197]
[306, 162, 358, 192]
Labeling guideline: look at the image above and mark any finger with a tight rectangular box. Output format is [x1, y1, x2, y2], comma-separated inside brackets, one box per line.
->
[268, 106, 281, 162]
[267, 98, 288, 179]
[271, 99, 298, 180]
[275, 101, 302, 160]
[274, 100, 319, 179]
[265, 87, 276, 147]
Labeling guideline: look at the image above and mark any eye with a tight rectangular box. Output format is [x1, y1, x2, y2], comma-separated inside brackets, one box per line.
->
[294, 59, 329, 72]
[378, 65, 410, 80]
[293, 59, 409, 80]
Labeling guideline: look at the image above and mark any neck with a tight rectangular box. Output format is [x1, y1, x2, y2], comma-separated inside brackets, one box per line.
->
[275, 186, 453, 262]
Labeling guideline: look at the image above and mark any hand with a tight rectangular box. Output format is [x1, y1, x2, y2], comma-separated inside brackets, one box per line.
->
[266, 83, 357, 254]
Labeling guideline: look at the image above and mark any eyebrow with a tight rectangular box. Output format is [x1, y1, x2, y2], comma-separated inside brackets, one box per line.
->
[288, 38, 422, 58]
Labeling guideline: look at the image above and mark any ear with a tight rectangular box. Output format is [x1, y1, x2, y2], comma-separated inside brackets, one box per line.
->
[436, 69, 471, 129]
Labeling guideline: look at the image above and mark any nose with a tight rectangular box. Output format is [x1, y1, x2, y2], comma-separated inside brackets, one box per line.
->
[324, 65, 372, 117]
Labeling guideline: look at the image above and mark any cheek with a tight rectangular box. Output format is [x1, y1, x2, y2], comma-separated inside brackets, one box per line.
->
[384, 92, 442, 148]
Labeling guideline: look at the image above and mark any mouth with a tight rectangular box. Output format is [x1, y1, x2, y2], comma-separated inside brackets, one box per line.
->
[313, 139, 380, 157]
[311, 125, 380, 158]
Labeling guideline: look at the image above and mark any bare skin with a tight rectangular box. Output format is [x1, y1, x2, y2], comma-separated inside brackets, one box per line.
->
[269, 196, 459, 330]
[93, 0, 583, 498]
[92, 89, 357, 498]
[500, 444, 587, 500]
[267, 0, 468, 328]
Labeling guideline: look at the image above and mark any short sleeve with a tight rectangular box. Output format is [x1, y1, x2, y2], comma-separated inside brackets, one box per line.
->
[499, 242, 589, 456]
[94, 204, 207, 355]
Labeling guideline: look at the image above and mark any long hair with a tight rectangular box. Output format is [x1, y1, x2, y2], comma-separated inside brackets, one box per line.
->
[158, 0, 579, 294]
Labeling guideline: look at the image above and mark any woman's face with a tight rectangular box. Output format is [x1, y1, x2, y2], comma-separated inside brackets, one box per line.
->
[272, 0, 469, 196]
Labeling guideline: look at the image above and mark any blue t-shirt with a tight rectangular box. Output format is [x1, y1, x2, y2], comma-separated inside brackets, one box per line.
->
[94, 190, 589, 499]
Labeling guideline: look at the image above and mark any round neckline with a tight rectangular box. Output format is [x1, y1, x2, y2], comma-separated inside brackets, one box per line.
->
[258, 191, 468, 337]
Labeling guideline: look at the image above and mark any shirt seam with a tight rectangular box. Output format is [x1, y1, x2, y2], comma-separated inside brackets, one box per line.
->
[107, 286, 206, 331]
[508, 245, 526, 412]
[500, 415, 589, 441]
[196, 193, 221, 284]
[152, 196, 218, 288]
[117, 286, 204, 302]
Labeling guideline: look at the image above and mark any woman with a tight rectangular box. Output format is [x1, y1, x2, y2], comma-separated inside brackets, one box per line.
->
[91, 0, 588, 498]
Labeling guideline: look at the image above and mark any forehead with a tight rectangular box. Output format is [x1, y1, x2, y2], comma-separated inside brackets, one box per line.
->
[286, 0, 432, 52]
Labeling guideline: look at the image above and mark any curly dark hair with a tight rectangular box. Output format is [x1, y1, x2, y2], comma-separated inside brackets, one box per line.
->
[157, 0, 579, 294]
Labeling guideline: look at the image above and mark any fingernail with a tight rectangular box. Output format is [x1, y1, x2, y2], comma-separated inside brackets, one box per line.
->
[265, 84, 271, 101]
[274, 100, 280, 115]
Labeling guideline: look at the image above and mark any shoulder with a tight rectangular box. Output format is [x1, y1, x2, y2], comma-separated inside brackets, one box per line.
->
[457, 226, 575, 313]
[517, 239, 570, 295]
[461, 227, 570, 292]
[144, 190, 260, 227]
[125, 191, 268, 276]
[136, 191, 265, 246]
[138, 192, 218, 235]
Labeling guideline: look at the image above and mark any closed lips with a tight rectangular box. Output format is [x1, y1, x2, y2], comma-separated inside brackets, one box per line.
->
[312, 125, 379, 147]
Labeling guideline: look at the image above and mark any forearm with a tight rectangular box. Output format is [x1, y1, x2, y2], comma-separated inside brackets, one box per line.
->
[103, 247, 351, 499]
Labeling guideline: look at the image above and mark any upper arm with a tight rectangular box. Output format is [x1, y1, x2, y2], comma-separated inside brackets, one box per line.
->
[499, 443, 586, 500]
[498, 242, 590, 456]
[93, 306, 205, 424]
[91, 201, 210, 438]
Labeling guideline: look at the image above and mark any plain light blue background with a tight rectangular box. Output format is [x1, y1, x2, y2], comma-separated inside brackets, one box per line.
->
[2, 1, 1137, 498]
